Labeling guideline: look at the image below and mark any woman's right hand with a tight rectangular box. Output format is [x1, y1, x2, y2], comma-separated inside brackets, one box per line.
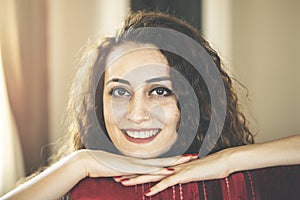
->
[79, 149, 198, 177]
[1, 149, 196, 200]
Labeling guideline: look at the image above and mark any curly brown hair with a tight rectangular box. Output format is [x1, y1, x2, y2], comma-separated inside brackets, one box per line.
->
[49, 11, 254, 164]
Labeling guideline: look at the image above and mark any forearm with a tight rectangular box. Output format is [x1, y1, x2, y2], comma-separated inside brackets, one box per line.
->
[1, 151, 87, 200]
[226, 134, 300, 174]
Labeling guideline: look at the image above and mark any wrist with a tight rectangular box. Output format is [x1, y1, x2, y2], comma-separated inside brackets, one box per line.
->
[223, 148, 238, 174]
[224, 144, 259, 174]
[219, 146, 245, 175]
[68, 150, 90, 179]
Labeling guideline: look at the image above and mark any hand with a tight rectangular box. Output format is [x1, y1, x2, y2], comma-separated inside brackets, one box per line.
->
[80, 150, 198, 178]
[117, 150, 230, 196]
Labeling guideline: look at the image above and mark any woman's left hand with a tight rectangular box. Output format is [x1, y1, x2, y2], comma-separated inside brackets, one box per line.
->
[115, 149, 231, 196]
[116, 135, 300, 196]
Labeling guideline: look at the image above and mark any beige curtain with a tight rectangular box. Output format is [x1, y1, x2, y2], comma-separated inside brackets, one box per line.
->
[0, 0, 49, 194]
[0, 0, 25, 195]
[0, 46, 24, 195]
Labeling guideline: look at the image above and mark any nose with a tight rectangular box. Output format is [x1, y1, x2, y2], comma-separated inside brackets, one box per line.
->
[126, 92, 150, 124]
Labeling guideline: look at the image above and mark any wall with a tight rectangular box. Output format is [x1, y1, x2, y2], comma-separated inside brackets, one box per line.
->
[203, 0, 300, 142]
[232, 0, 300, 142]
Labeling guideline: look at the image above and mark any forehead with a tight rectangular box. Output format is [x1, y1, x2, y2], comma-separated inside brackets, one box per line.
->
[104, 44, 170, 83]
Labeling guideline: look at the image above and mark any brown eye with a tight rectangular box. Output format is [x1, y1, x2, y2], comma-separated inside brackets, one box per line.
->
[149, 87, 172, 97]
[156, 88, 164, 95]
[109, 87, 131, 97]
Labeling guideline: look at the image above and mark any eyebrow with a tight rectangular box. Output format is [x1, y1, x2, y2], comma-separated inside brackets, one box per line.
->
[105, 76, 171, 85]
[106, 78, 130, 85]
[145, 76, 171, 83]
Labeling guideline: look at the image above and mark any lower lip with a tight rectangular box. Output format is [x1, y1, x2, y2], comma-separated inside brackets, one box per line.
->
[121, 129, 161, 144]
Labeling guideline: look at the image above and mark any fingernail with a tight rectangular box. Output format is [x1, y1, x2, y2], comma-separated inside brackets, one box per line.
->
[167, 168, 175, 171]
[192, 153, 199, 157]
[183, 154, 193, 157]
[120, 178, 130, 182]
[114, 176, 122, 179]
[144, 189, 151, 195]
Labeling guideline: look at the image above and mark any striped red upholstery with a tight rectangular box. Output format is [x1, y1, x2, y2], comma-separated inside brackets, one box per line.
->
[68, 165, 300, 200]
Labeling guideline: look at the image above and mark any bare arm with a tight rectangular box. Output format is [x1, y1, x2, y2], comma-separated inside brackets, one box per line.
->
[1, 151, 87, 200]
[228, 134, 300, 173]
[1, 150, 195, 199]
[118, 134, 300, 196]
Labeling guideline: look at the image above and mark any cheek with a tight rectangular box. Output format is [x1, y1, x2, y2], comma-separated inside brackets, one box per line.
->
[159, 101, 180, 126]
[167, 107, 180, 124]
[102, 96, 110, 121]
[103, 97, 128, 125]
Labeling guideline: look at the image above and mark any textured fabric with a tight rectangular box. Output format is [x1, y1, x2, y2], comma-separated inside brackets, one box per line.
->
[68, 178, 199, 200]
[68, 165, 300, 200]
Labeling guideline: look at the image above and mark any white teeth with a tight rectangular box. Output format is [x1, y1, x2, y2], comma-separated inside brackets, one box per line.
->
[141, 131, 145, 138]
[149, 130, 154, 136]
[125, 129, 159, 139]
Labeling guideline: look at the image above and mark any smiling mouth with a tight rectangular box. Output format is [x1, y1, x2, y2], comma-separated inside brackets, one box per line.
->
[121, 129, 161, 144]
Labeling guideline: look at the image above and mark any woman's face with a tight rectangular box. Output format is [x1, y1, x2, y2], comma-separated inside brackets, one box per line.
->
[103, 44, 180, 158]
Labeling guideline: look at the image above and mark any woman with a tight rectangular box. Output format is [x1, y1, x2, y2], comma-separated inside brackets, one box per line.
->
[2, 11, 300, 200]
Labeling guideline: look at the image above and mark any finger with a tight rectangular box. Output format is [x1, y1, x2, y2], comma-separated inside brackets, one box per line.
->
[114, 164, 163, 174]
[121, 174, 166, 186]
[132, 156, 181, 166]
[115, 167, 176, 182]
[148, 167, 176, 175]
[132, 154, 198, 167]
[170, 154, 199, 166]
[144, 175, 183, 196]
[113, 175, 138, 182]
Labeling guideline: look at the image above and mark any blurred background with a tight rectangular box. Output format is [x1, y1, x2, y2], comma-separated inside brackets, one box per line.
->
[0, 0, 299, 195]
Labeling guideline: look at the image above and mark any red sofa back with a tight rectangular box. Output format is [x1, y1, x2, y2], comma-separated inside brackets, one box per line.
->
[68, 164, 300, 200]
